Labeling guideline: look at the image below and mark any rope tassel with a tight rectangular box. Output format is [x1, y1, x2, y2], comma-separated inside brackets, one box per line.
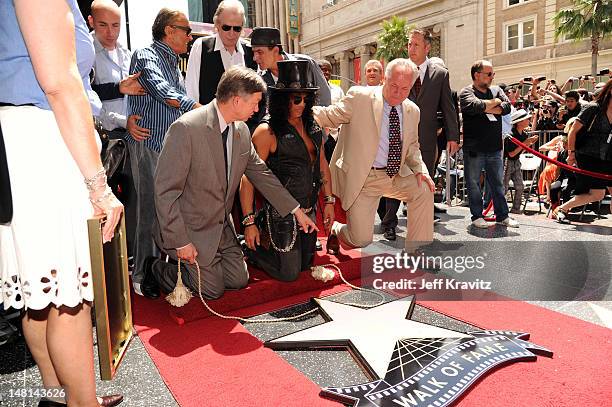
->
[166, 259, 193, 307]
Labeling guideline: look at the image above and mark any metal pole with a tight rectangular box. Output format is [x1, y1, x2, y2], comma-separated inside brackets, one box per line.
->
[123, 0, 131, 50]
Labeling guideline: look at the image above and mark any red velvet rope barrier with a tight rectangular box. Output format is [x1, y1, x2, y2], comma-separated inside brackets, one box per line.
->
[507, 136, 612, 181]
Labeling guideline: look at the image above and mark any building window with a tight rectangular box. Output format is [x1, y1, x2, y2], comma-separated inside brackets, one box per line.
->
[506, 19, 535, 51]
[507, 0, 530, 6]
[247, 0, 256, 27]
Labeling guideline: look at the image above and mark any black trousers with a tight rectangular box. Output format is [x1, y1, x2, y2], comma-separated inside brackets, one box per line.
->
[246, 212, 317, 282]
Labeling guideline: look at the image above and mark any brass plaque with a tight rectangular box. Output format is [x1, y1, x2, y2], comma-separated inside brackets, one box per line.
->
[87, 216, 133, 380]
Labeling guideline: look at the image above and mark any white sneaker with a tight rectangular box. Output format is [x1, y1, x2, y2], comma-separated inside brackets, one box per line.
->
[497, 216, 519, 228]
[471, 218, 492, 228]
[133, 282, 143, 296]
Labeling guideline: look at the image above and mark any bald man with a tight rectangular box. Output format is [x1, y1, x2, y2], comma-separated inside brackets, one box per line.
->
[88, 0, 144, 267]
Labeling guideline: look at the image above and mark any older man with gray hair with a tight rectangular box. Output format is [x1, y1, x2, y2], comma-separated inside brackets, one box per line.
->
[142, 67, 317, 300]
[314, 59, 434, 255]
[185, 0, 257, 105]
[126, 8, 201, 297]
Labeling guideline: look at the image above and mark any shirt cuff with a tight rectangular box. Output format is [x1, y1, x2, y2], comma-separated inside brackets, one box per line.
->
[176, 243, 191, 251]
[290, 205, 300, 214]
[179, 97, 197, 112]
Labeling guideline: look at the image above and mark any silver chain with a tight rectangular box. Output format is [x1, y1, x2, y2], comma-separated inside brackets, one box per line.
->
[265, 206, 297, 253]
[191, 261, 385, 323]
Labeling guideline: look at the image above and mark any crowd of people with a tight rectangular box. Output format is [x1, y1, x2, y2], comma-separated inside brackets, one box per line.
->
[1, 0, 611, 405]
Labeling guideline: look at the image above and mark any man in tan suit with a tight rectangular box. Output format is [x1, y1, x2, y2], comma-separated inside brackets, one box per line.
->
[142, 67, 317, 299]
[313, 59, 434, 253]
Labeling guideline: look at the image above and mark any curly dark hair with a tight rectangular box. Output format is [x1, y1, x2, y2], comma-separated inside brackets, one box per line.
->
[267, 90, 317, 136]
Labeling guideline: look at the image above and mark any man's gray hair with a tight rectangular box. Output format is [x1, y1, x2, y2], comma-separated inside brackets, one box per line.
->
[213, 0, 246, 25]
[385, 58, 419, 87]
[152, 8, 184, 41]
[217, 66, 267, 103]
[364, 59, 383, 72]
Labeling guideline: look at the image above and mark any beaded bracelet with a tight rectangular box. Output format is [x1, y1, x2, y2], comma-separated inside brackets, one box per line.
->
[84, 168, 107, 192]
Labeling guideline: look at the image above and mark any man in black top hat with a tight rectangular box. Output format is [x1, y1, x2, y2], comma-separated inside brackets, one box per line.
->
[249, 27, 331, 116]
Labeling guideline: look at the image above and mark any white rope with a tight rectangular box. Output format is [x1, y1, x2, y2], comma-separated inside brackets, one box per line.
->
[187, 260, 385, 324]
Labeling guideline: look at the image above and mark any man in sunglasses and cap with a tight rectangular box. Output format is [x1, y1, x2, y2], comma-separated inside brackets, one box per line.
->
[185, 0, 257, 105]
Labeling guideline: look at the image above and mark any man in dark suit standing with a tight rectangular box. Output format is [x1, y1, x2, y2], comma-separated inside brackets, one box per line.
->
[185, 0, 257, 105]
[143, 67, 317, 300]
[379, 29, 460, 238]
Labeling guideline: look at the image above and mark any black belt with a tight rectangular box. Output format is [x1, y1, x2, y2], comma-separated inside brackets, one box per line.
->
[371, 166, 387, 170]
[0, 102, 34, 107]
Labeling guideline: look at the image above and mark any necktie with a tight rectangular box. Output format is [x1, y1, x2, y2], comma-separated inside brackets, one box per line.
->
[413, 69, 422, 98]
[221, 127, 229, 184]
[386, 106, 402, 178]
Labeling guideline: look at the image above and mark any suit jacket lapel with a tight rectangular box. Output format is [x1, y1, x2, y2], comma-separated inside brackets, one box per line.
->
[417, 63, 433, 104]
[204, 103, 227, 191]
[372, 87, 383, 141]
[401, 100, 411, 164]
[227, 122, 241, 198]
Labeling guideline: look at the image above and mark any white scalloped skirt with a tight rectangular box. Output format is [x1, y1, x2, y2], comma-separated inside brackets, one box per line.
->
[0, 106, 95, 310]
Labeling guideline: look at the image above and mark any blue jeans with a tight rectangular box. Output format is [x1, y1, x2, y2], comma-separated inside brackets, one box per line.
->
[464, 149, 508, 222]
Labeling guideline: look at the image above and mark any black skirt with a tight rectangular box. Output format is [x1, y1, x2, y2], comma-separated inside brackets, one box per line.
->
[574, 153, 612, 194]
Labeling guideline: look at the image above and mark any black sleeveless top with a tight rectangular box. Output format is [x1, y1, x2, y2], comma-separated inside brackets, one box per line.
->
[266, 121, 323, 210]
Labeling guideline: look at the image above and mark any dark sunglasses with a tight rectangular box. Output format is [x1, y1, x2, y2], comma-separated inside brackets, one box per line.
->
[478, 71, 495, 77]
[221, 24, 242, 33]
[292, 96, 306, 105]
[171, 25, 192, 35]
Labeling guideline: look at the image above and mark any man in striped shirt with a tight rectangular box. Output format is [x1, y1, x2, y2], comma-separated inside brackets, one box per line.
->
[126, 8, 201, 297]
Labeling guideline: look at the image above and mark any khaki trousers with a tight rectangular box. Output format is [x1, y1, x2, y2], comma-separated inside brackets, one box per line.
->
[333, 169, 434, 252]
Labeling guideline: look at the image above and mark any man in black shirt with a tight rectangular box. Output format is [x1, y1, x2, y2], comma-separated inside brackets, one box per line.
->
[460, 60, 518, 228]
[503, 109, 538, 213]
[558, 90, 582, 126]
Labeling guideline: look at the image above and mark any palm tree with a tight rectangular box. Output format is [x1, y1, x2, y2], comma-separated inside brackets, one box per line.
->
[375, 16, 414, 62]
[553, 0, 612, 77]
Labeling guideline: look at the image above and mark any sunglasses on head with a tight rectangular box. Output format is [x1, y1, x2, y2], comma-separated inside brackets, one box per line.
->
[171, 25, 192, 35]
[292, 96, 306, 105]
[221, 24, 242, 33]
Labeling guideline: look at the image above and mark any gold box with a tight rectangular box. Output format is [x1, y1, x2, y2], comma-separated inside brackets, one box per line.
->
[87, 216, 133, 380]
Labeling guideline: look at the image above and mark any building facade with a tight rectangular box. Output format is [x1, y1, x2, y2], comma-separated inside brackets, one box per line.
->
[299, 0, 484, 92]
[254, 0, 301, 53]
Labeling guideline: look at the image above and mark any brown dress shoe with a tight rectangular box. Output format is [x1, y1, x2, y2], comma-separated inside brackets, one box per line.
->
[99, 394, 124, 406]
[326, 233, 340, 255]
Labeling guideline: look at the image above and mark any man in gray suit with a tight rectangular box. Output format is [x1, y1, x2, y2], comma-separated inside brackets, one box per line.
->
[142, 67, 317, 299]
[381, 29, 460, 235]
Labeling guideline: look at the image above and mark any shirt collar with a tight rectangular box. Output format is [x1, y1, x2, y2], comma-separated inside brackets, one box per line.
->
[153, 40, 179, 62]
[213, 33, 245, 55]
[213, 100, 229, 133]
[418, 58, 429, 74]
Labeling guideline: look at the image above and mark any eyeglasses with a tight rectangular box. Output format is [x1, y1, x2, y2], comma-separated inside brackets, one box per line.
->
[478, 71, 495, 77]
[221, 24, 242, 33]
[171, 25, 192, 35]
[292, 96, 306, 105]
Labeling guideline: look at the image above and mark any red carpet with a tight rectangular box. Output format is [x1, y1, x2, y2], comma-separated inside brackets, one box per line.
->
[132, 262, 612, 407]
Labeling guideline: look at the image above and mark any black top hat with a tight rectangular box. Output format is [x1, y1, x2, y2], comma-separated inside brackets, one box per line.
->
[250, 27, 282, 47]
[270, 60, 319, 93]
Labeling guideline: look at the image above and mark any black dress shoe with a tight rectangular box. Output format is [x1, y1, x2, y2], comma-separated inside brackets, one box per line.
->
[434, 204, 447, 214]
[326, 233, 340, 255]
[141, 256, 160, 299]
[315, 239, 323, 251]
[383, 227, 396, 241]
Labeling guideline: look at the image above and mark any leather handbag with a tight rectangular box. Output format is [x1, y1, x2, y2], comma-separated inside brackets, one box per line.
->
[0, 122, 13, 223]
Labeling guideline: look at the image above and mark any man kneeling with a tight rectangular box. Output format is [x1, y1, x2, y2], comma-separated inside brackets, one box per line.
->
[143, 67, 317, 300]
